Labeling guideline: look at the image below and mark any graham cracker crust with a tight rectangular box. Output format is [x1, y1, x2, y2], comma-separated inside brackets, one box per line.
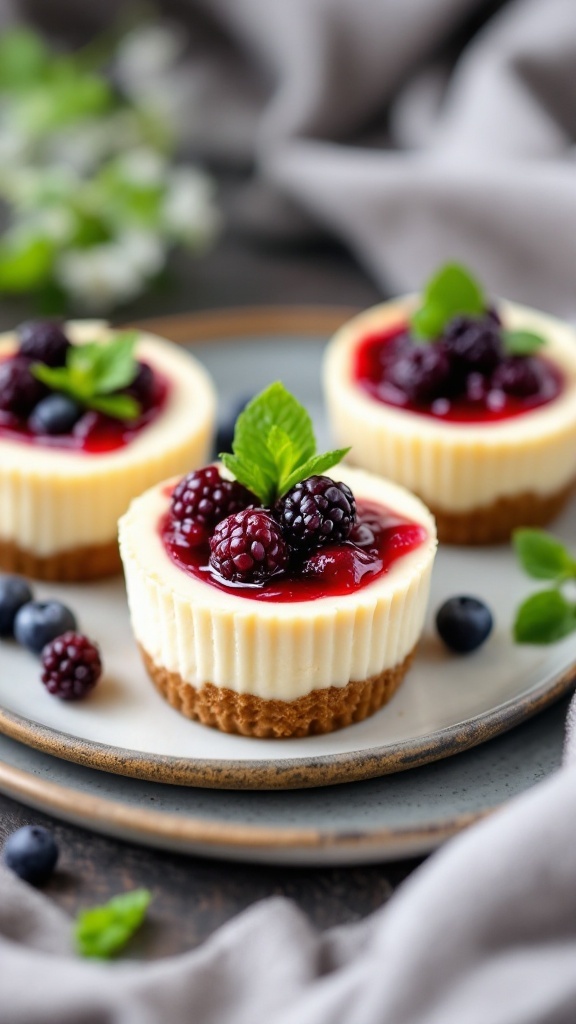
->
[430, 481, 575, 545]
[140, 645, 415, 739]
[0, 537, 121, 582]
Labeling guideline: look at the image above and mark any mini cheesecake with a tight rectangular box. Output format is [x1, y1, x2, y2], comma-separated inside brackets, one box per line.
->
[119, 466, 437, 739]
[323, 299, 576, 544]
[0, 321, 216, 580]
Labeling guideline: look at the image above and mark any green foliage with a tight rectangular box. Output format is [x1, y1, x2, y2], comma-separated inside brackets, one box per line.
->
[513, 530, 576, 644]
[410, 263, 486, 340]
[221, 383, 349, 505]
[33, 331, 140, 420]
[502, 330, 545, 356]
[75, 889, 151, 959]
[0, 24, 217, 311]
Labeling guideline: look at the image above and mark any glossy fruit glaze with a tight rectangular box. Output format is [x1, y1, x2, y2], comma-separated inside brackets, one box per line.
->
[160, 498, 427, 602]
[0, 361, 170, 453]
[354, 323, 563, 423]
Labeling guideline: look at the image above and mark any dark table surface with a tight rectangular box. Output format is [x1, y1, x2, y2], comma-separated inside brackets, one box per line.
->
[0, 223, 424, 958]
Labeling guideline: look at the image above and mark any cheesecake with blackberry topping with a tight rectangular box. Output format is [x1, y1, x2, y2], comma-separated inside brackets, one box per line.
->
[323, 263, 576, 544]
[119, 384, 437, 738]
[0, 319, 215, 580]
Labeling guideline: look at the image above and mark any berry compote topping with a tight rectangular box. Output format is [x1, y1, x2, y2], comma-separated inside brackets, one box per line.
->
[161, 497, 427, 602]
[0, 349, 169, 453]
[354, 316, 563, 423]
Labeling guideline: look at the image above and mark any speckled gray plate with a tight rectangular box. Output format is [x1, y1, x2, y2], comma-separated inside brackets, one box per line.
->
[0, 308, 573, 861]
[0, 697, 568, 864]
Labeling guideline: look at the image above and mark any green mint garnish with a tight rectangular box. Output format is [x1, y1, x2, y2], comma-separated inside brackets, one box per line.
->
[502, 329, 545, 356]
[32, 330, 141, 420]
[513, 529, 576, 644]
[220, 382, 349, 506]
[514, 529, 576, 582]
[410, 263, 486, 341]
[75, 888, 151, 959]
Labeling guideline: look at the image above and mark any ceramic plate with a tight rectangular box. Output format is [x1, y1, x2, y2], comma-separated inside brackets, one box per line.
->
[0, 696, 567, 864]
[0, 308, 574, 792]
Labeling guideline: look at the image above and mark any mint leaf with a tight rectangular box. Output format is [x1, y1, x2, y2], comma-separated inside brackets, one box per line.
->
[502, 330, 545, 356]
[31, 331, 140, 421]
[410, 263, 486, 341]
[514, 589, 576, 644]
[75, 889, 151, 959]
[280, 448, 351, 496]
[90, 393, 140, 420]
[221, 383, 348, 504]
[70, 331, 138, 394]
[513, 529, 576, 582]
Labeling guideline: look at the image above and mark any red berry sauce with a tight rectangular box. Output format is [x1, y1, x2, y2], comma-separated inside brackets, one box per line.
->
[354, 323, 563, 423]
[160, 499, 427, 602]
[0, 358, 170, 453]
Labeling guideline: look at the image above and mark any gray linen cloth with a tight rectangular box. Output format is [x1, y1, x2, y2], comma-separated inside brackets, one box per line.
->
[3, 721, 576, 1023]
[2, 0, 576, 312]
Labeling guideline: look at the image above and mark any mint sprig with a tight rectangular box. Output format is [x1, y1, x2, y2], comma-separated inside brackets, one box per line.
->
[221, 383, 349, 505]
[410, 263, 486, 341]
[410, 263, 547, 354]
[75, 888, 151, 959]
[502, 329, 545, 356]
[32, 330, 141, 420]
[513, 529, 576, 644]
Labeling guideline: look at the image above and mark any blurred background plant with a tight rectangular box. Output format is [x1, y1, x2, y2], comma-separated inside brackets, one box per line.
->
[0, 19, 220, 314]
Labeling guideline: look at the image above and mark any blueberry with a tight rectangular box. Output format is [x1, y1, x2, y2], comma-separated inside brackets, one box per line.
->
[29, 394, 83, 436]
[3, 825, 59, 885]
[14, 600, 77, 655]
[436, 596, 493, 653]
[0, 575, 34, 637]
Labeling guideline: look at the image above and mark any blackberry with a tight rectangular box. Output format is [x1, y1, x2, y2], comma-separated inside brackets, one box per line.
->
[274, 475, 356, 552]
[40, 632, 102, 700]
[171, 467, 256, 545]
[124, 361, 155, 409]
[3, 825, 59, 885]
[443, 315, 502, 374]
[18, 320, 70, 367]
[491, 356, 541, 398]
[387, 343, 453, 403]
[0, 357, 47, 417]
[209, 509, 288, 584]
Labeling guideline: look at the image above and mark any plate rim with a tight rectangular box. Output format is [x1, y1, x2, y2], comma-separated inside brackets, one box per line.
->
[0, 661, 574, 790]
[1, 305, 575, 791]
[0, 754, 490, 856]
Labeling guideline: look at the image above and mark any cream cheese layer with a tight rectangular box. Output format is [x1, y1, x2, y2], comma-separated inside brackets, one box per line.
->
[323, 301, 576, 513]
[119, 467, 437, 700]
[0, 322, 216, 554]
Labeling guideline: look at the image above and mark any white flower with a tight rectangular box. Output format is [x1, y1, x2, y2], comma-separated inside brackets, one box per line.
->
[54, 233, 163, 312]
[30, 207, 76, 244]
[117, 230, 165, 277]
[116, 149, 167, 188]
[162, 169, 220, 245]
